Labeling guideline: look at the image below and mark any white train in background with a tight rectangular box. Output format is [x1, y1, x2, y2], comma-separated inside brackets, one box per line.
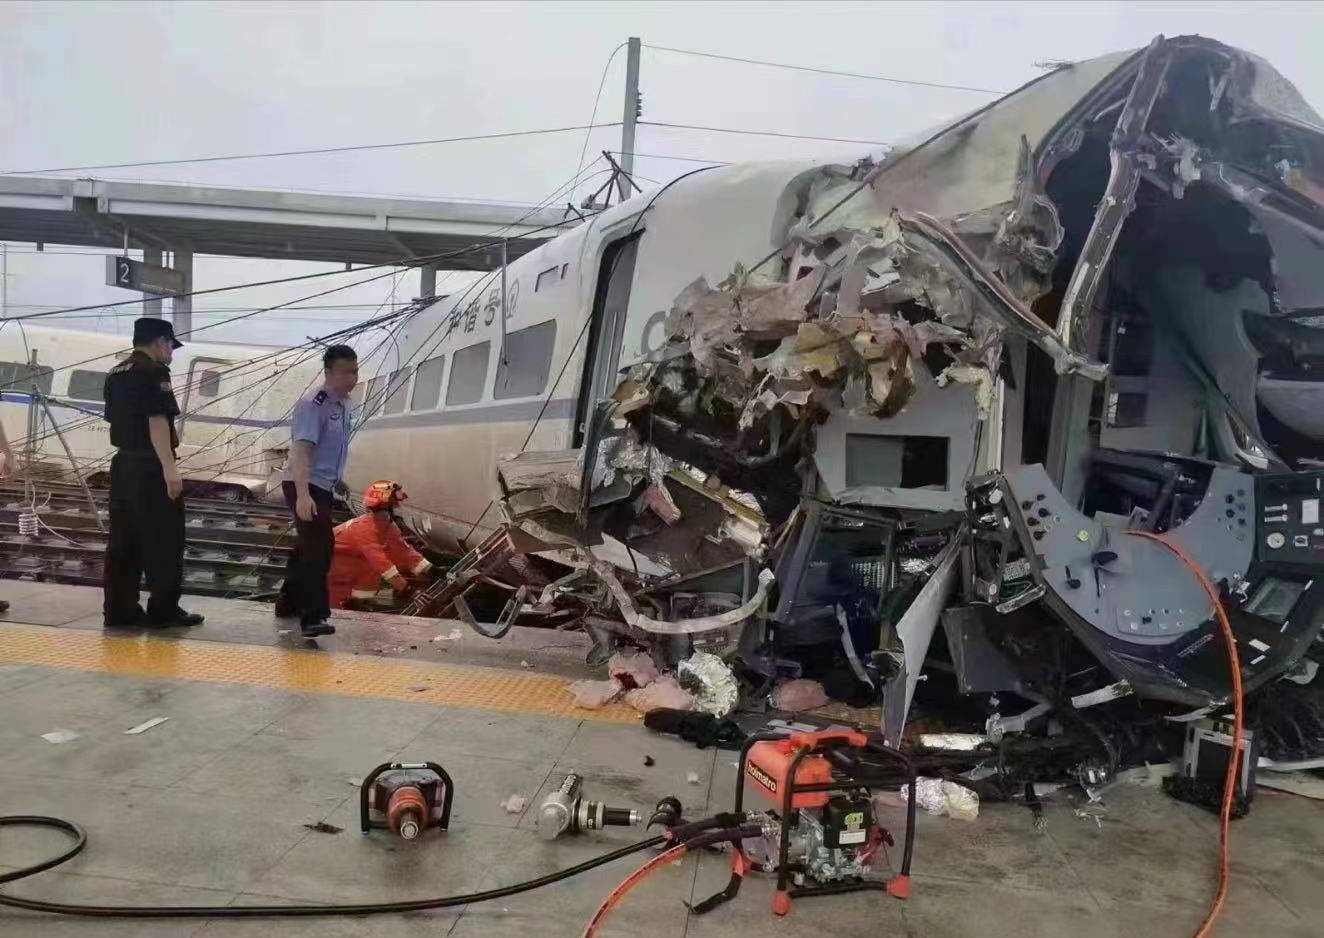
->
[0, 323, 323, 500]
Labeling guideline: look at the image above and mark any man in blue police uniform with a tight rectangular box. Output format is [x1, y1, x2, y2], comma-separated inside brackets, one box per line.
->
[275, 344, 358, 637]
[102, 317, 205, 628]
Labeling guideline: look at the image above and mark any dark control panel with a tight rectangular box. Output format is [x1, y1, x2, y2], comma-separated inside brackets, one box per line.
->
[1256, 472, 1324, 567]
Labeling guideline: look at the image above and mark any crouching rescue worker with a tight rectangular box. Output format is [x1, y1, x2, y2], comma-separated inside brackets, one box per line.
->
[328, 480, 432, 609]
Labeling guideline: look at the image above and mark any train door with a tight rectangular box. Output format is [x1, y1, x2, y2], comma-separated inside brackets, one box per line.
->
[176, 355, 244, 480]
[573, 231, 642, 447]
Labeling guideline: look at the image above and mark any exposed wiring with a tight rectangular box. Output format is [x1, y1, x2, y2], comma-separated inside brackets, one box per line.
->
[1127, 530, 1242, 938]
[3, 123, 625, 176]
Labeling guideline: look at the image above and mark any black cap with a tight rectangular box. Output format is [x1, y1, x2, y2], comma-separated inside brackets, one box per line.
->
[133, 317, 183, 349]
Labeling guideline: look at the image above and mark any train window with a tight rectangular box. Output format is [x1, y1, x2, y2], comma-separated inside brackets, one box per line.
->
[845, 434, 949, 489]
[197, 370, 221, 398]
[0, 362, 54, 395]
[446, 341, 490, 406]
[364, 375, 386, 414]
[493, 321, 557, 400]
[383, 367, 412, 415]
[535, 265, 560, 292]
[411, 355, 446, 410]
[67, 369, 108, 402]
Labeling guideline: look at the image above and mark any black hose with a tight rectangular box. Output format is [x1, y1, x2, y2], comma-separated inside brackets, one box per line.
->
[0, 815, 664, 919]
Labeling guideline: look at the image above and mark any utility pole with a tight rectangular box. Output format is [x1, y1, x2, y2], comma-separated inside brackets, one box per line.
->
[618, 36, 641, 202]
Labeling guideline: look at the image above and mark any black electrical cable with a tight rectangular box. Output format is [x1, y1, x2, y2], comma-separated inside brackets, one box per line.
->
[0, 816, 664, 919]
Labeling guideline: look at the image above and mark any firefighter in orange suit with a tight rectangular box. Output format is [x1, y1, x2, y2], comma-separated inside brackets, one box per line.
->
[328, 480, 433, 608]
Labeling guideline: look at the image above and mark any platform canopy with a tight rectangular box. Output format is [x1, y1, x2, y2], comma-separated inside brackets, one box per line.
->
[0, 175, 576, 270]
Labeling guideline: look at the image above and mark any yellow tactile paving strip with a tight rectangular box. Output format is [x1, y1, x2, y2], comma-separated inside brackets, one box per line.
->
[0, 623, 639, 723]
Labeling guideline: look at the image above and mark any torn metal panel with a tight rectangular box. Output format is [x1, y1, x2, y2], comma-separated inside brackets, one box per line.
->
[587, 557, 775, 637]
[880, 533, 962, 746]
[1257, 376, 1324, 441]
[1057, 37, 1173, 351]
[795, 50, 1139, 237]
[896, 212, 1107, 379]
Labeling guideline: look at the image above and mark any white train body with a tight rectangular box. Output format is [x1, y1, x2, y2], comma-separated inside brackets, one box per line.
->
[0, 323, 321, 498]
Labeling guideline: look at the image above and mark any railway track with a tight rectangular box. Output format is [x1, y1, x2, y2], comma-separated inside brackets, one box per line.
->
[0, 480, 349, 599]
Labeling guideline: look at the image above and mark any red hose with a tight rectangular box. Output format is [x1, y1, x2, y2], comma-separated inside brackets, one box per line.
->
[1127, 531, 1243, 938]
[581, 844, 688, 938]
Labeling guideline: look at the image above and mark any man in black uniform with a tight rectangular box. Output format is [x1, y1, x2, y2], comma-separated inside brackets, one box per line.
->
[102, 317, 205, 629]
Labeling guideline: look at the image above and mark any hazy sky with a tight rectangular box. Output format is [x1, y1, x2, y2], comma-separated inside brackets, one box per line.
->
[3, 0, 1322, 351]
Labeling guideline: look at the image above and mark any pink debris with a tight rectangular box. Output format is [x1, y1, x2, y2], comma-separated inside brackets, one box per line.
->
[608, 651, 660, 690]
[638, 483, 682, 525]
[770, 679, 829, 712]
[568, 679, 624, 710]
[624, 675, 697, 713]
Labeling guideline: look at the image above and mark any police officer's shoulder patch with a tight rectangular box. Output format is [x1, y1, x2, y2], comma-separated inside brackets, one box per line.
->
[313, 390, 328, 405]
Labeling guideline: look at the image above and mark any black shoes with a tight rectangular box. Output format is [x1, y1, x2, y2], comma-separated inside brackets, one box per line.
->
[0, 599, 9, 614]
[274, 596, 299, 619]
[104, 606, 148, 629]
[105, 606, 203, 628]
[147, 609, 205, 628]
[300, 621, 336, 637]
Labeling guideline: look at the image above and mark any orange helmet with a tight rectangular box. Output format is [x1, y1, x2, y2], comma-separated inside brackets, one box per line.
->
[363, 479, 407, 511]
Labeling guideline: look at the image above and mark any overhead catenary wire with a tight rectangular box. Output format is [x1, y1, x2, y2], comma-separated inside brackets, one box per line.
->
[639, 121, 891, 148]
[11, 308, 416, 483]
[0, 213, 575, 330]
[610, 150, 730, 166]
[0, 211, 584, 396]
[1, 123, 624, 176]
[642, 43, 1009, 95]
[571, 42, 630, 206]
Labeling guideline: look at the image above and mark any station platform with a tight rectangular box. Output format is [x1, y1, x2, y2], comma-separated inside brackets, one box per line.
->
[0, 581, 1319, 938]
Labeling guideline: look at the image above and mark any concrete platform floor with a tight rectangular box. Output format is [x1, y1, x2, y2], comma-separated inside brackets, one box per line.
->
[1, 583, 1321, 937]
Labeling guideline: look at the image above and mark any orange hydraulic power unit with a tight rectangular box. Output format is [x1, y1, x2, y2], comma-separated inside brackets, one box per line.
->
[729, 729, 918, 917]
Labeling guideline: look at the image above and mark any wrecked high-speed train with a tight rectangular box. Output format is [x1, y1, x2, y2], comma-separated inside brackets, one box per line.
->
[353, 35, 1324, 754]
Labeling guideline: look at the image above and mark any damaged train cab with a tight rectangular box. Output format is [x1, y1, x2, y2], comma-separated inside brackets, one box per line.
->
[351, 35, 1324, 770]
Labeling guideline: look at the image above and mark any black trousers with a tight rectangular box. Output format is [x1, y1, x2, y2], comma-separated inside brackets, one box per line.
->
[277, 481, 335, 626]
[103, 449, 186, 622]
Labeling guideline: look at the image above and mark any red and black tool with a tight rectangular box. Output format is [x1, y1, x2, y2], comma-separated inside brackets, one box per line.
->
[359, 761, 454, 841]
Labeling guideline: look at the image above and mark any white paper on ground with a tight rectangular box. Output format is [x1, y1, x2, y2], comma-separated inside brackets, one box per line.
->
[41, 729, 79, 744]
[123, 717, 169, 735]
